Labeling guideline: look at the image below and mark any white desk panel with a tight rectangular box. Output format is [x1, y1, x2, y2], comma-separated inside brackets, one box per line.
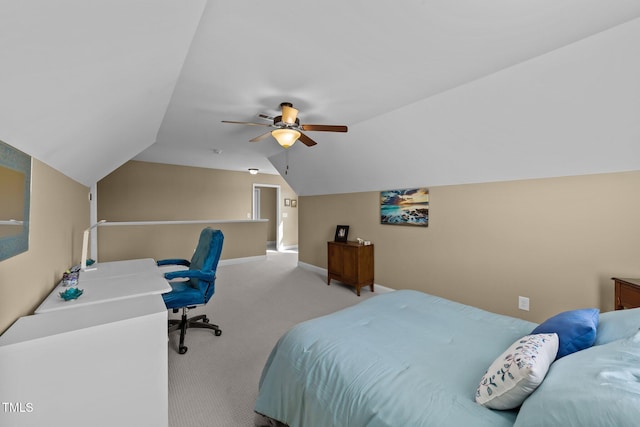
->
[80, 258, 157, 280]
[1, 295, 166, 345]
[0, 296, 168, 427]
[34, 258, 171, 314]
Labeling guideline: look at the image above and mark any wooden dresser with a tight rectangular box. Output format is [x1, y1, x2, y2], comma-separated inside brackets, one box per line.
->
[327, 241, 374, 296]
[613, 277, 640, 310]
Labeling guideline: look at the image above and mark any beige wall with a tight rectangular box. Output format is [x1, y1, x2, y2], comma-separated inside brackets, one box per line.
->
[281, 193, 299, 247]
[97, 221, 268, 262]
[0, 159, 89, 333]
[299, 171, 640, 323]
[97, 161, 298, 255]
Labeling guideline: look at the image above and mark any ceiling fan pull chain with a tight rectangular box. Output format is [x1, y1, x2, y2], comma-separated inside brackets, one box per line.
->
[285, 150, 289, 175]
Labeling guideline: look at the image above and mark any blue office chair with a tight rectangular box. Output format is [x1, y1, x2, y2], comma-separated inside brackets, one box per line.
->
[157, 228, 224, 354]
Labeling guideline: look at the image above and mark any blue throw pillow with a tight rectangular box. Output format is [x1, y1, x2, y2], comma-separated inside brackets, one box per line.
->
[531, 308, 599, 359]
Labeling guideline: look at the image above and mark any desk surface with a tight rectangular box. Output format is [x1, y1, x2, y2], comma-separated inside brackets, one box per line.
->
[2, 295, 166, 346]
[35, 258, 171, 314]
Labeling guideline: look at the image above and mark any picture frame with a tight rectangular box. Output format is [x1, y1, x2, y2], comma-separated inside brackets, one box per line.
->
[284, 198, 290, 207]
[380, 188, 429, 227]
[334, 225, 349, 242]
[291, 199, 297, 208]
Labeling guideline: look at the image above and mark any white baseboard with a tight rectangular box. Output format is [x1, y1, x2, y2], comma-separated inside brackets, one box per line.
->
[297, 261, 395, 293]
[297, 261, 325, 275]
[219, 255, 267, 266]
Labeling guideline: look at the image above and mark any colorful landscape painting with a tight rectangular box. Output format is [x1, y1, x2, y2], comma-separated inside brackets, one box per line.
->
[380, 188, 429, 226]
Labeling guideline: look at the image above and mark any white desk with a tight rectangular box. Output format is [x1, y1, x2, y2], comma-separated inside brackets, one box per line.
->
[1, 258, 170, 427]
[0, 296, 168, 427]
[35, 258, 171, 314]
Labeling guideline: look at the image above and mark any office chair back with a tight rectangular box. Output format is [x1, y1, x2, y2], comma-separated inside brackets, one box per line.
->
[159, 227, 224, 309]
[188, 228, 224, 303]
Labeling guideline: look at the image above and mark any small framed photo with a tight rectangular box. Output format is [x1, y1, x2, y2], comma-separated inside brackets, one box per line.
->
[334, 225, 349, 242]
[284, 198, 291, 207]
[291, 199, 297, 208]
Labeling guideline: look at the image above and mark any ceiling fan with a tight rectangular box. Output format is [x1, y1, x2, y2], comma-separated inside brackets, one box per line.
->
[222, 102, 348, 148]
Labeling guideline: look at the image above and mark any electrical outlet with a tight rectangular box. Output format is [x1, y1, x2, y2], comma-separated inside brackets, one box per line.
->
[518, 296, 530, 311]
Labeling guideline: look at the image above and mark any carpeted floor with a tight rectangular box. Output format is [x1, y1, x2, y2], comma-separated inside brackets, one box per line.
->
[167, 249, 381, 427]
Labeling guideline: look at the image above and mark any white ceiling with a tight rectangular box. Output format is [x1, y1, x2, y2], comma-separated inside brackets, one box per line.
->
[1, 1, 639, 196]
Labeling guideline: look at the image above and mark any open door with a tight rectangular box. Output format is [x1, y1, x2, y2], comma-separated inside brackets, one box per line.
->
[252, 184, 281, 251]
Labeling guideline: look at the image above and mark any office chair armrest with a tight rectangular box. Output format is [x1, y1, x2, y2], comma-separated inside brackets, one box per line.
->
[164, 269, 215, 282]
[157, 258, 191, 267]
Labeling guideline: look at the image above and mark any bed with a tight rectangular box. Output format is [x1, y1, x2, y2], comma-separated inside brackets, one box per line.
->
[254, 290, 640, 427]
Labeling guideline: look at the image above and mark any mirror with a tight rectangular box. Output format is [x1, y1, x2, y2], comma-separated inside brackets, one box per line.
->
[0, 140, 31, 261]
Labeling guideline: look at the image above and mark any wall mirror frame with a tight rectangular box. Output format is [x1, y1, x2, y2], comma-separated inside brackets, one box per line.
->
[0, 140, 31, 261]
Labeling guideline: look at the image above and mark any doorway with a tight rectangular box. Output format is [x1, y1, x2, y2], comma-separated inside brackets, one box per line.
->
[252, 184, 281, 251]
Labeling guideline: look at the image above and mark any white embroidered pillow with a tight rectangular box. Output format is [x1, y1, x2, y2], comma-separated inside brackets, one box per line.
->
[475, 333, 558, 410]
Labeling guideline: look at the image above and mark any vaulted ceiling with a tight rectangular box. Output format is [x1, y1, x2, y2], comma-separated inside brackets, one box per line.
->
[1, 1, 639, 196]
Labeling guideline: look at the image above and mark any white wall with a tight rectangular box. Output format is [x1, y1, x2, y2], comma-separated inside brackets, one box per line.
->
[274, 17, 640, 196]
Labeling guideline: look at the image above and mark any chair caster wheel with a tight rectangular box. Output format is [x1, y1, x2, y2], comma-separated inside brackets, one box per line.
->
[179, 346, 188, 354]
[215, 330, 222, 336]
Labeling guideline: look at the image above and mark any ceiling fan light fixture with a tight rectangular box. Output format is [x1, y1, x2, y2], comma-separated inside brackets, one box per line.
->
[281, 105, 298, 124]
[272, 128, 301, 148]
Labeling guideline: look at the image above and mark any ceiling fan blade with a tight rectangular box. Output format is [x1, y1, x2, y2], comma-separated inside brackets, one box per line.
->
[257, 113, 274, 121]
[221, 120, 271, 127]
[300, 124, 348, 132]
[298, 132, 318, 147]
[250, 131, 273, 142]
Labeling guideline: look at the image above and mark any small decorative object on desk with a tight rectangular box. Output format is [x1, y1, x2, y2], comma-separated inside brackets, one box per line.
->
[62, 270, 79, 287]
[61, 259, 94, 286]
[59, 287, 84, 301]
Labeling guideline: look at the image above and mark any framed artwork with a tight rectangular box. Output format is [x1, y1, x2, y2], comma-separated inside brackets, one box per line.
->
[334, 225, 349, 242]
[380, 188, 429, 226]
[291, 199, 297, 208]
[284, 198, 291, 207]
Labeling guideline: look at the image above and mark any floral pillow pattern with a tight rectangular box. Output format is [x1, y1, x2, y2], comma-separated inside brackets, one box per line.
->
[475, 333, 558, 410]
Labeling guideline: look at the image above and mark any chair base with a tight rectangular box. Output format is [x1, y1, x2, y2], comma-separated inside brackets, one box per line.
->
[169, 308, 221, 354]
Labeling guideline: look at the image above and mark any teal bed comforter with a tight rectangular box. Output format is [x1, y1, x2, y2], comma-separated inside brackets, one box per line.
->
[255, 290, 537, 427]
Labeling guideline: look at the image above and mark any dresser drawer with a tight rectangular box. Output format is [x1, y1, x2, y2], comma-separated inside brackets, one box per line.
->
[614, 278, 640, 310]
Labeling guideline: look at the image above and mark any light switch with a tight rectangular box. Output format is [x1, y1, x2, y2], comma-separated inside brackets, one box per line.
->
[518, 296, 530, 311]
